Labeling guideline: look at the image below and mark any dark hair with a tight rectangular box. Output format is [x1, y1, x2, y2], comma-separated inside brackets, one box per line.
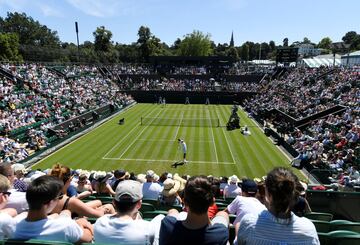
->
[113, 199, 138, 213]
[184, 176, 213, 214]
[26, 175, 63, 210]
[265, 167, 299, 217]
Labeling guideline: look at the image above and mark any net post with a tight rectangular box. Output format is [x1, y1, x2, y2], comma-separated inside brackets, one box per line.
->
[217, 118, 220, 127]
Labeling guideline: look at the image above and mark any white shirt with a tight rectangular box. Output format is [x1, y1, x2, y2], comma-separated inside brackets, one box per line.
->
[0, 213, 16, 239]
[94, 214, 164, 245]
[14, 216, 83, 243]
[5, 189, 28, 213]
[223, 183, 242, 198]
[227, 196, 266, 225]
[142, 182, 163, 200]
[180, 141, 187, 153]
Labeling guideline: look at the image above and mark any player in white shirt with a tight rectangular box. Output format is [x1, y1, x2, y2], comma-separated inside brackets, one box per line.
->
[178, 139, 187, 163]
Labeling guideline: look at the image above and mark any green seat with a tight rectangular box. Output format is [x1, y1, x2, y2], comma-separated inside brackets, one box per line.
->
[139, 203, 156, 213]
[224, 197, 235, 204]
[311, 220, 331, 233]
[317, 232, 331, 245]
[229, 214, 237, 224]
[142, 210, 168, 220]
[328, 230, 360, 245]
[142, 198, 159, 208]
[87, 217, 98, 224]
[215, 202, 228, 211]
[330, 221, 360, 233]
[305, 212, 333, 222]
[4, 239, 72, 245]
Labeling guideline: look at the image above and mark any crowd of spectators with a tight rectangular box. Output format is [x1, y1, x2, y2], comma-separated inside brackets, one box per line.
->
[0, 64, 134, 164]
[118, 77, 262, 92]
[242, 66, 359, 187]
[0, 163, 319, 244]
[244, 67, 359, 119]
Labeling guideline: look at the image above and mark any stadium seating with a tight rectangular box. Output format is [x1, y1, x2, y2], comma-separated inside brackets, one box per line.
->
[305, 212, 333, 221]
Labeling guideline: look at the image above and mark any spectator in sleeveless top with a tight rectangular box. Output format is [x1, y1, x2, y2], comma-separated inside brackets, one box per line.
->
[49, 164, 114, 217]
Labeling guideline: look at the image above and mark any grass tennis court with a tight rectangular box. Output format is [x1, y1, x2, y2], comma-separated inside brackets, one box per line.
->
[33, 104, 302, 179]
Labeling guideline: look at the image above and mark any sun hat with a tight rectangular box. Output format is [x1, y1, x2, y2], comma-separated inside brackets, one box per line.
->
[146, 170, 155, 179]
[11, 163, 28, 174]
[162, 178, 180, 197]
[229, 175, 239, 184]
[115, 180, 143, 202]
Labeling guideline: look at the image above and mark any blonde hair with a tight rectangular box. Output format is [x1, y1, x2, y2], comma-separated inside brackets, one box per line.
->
[0, 174, 11, 192]
[49, 163, 71, 183]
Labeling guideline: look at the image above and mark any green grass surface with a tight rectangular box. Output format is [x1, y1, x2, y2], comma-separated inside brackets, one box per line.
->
[33, 104, 302, 178]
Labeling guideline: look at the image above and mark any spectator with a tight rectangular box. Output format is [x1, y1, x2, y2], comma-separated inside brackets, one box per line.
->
[13, 175, 93, 243]
[225, 179, 266, 226]
[0, 162, 28, 214]
[11, 163, 28, 192]
[94, 180, 164, 244]
[0, 174, 17, 240]
[49, 164, 115, 217]
[93, 171, 115, 196]
[142, 170, 163, 200]
[223, 175, 242, 198]
[159, 176, 229, 245]
[237, 167, 319, 244]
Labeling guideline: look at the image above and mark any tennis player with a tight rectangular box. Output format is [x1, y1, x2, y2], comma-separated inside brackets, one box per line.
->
[178, 138, 187, 163]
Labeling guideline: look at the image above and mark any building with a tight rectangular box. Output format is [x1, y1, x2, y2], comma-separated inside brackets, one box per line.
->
[297, 43, 321, 57]
[341, 50, 360, 67]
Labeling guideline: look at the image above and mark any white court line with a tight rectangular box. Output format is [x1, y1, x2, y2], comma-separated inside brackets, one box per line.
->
[102, 157, 235, 165]
[137, 139, 213, 143]
[102, 106, 158, 159]
[209, 111, 219, 163]
[173, 112, 184, 140]
[215, 107, 236, 164]
[117, 109, 165, 159]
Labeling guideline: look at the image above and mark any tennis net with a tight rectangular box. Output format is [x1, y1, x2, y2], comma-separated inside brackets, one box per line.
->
[140, 117, 220, 127]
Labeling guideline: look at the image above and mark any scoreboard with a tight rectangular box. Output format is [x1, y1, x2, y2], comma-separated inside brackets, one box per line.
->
[276, 47, 299, 63]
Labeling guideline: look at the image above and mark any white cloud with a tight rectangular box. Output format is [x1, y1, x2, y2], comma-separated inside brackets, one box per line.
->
[65, 0, 121, 17]
[38, 4, 64, 17]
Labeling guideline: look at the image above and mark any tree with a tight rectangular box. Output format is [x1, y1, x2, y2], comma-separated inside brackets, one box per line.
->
[178, 30, 213, 56]
[0, 12, 60, 47]
[302, 37, 311, 44]
[342, 31, 360, 50]
[269, 40, 276, 51]
[227, 47, 239, 61]
[342, 31, 357, 44]
[317, 37, 332, 50]
[0, 33, 22, 61]
[137, 26, 167, 60]
[240, 43, 249, 61]
[93, 26, 113, 52]
[283, 38, 289, 47]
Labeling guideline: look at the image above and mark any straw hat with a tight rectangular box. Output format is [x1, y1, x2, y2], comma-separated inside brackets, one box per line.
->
[162, 178, 180, 197]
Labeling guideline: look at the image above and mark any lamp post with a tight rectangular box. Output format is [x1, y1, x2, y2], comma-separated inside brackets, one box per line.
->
[75, 22, 80, 62]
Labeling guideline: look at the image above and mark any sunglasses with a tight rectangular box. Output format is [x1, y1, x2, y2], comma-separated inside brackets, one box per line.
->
[1, 191, 11, 196]
[56, 194, 64, 200]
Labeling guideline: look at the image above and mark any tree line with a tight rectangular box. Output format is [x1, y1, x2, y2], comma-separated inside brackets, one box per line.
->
[0, 12, 359, 63]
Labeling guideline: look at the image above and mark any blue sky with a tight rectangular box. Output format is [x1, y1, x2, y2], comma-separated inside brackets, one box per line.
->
[0, 0, 359, 46]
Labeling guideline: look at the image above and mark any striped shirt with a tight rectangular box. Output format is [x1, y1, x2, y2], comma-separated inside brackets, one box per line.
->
[238, 210, 319, 245]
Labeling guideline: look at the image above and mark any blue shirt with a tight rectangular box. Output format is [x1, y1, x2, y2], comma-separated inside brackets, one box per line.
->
[159, 216, 228, 245]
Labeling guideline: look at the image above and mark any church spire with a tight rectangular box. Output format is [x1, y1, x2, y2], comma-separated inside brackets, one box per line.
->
[230, 31, 234, 47]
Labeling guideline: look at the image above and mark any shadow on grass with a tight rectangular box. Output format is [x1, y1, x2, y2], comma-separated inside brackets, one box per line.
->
[171, 161, 185, 168]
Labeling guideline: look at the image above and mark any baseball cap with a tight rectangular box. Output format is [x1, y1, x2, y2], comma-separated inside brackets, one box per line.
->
[241, 179, 258, 194]
[115, 180, 143, 203]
